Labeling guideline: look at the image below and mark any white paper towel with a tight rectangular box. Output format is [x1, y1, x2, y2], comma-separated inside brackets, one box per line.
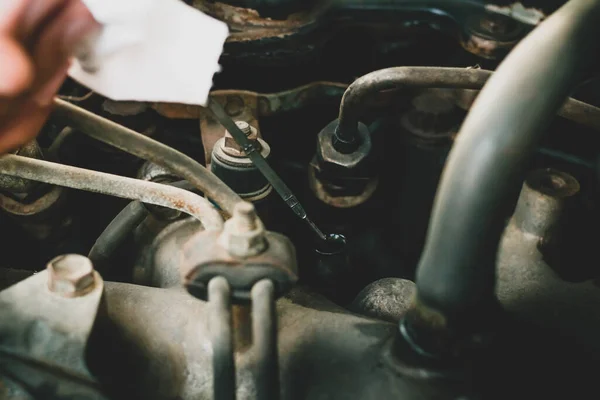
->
[69, 0, 229, 106]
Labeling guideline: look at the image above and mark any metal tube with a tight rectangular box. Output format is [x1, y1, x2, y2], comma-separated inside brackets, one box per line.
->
[208, 277, 236, 400]
[337, 67, 600, 149]
[0, 155, 224, 231]
[336, 67, 491, 147]
[52, 99, 242, 215]
[251, 279, 279, 400]
[410, 0, 600, 337]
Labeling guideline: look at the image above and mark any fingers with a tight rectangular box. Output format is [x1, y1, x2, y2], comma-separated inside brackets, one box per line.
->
[0, 0, 28, 34]
[18, 0, 71, 44]
[0, 100, 53, 153]
[0, 35, 33, 96]
[0, 0, 100, 153]
[31, 0, 98, 95]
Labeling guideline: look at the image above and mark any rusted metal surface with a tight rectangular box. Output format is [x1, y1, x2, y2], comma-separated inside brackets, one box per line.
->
[181, 229, 297, 302]
[0, 155, 224, 231]
[196, 83, 346, 166]
[52, 98, 243, 216]
[486, 2, 545, 25]
[0, 185, 63, 217]
[0, 185, 70, 241]
[153, 82, 348, 120]
[222, 121, 261, 157]
[218, 202, 267, 258]
[451, 87, 600, 131]
[0, 141, 44, 193]
[199, 94, 260, 167]
[192, 0, 329, 42]
[461, 11, 525, 59]
[308, 165, 378, 208]
[311, 120, 377, 207]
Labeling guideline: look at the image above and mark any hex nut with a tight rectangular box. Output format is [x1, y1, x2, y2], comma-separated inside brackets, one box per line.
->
[218, 202, 267, 258]
[47, 254, 96, 297]
[313, 119, 375, 197]
[222, 121, 261, 157]
[315, 119, 373, 176]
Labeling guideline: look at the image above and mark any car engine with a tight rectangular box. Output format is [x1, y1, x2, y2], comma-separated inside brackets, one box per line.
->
[1, 0, 600, 398]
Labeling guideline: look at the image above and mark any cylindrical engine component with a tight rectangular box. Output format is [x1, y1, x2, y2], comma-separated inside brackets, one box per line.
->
[211, 122, 272, 202]
[497, 169, 600, 356]
[0, 141, 44, 193]
[512, 168, 579, 238]
[309, 120, 377, 208]
[0, 185, 69, 241]
[392, 91, 459, 271]
[0, 142, 72, 244]
[461, 10, 524, 60]
[404, 0, 600, 357]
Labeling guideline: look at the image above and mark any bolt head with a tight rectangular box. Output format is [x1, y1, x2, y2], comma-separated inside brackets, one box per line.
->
[47, 254, 95, 297]
[219, 202, 267, 258]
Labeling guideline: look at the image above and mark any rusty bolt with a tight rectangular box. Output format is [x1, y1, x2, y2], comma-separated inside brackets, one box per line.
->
[225, 96, 245, 117]
[47, 254, 96, 297]
[222, 121, 261, 157]
[218, 202, 267, 258]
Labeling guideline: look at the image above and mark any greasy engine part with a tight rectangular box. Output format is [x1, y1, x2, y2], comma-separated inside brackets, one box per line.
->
[3, 0, 600, 399]
[403, 0, 600, 358]
[211, 121, 273, 202]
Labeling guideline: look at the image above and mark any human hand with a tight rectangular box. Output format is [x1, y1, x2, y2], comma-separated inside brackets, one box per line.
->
[0, 0, 99, 153]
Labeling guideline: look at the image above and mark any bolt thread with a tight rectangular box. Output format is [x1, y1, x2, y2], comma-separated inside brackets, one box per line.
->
[235, 121, 252, 136]
[233, 202, 257, 231]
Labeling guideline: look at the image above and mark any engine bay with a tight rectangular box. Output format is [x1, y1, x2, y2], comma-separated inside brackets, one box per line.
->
[1, 0, 600, 398]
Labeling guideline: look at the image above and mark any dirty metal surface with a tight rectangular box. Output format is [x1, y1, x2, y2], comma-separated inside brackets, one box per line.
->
[0, 270, 107, 399]
[181, 229, 298, 302]
[192, 0, 330, 42]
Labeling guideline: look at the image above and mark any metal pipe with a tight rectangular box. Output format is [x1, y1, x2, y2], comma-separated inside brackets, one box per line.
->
[52, 99, 242, 215]
[251, 279, 279, 400]
[0, 155, 224, 231]
[335, 67, 491, 150]
[453, 87, 600, 132]
[409, 0, 600, 342]
[336, 67, 600, 151]
[208, 277, 236, 400]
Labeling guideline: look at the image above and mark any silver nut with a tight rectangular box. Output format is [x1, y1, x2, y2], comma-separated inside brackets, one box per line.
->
[222, 121, 260, 157]
[219, 202, 267, 258]
[47, 254, 96, 297]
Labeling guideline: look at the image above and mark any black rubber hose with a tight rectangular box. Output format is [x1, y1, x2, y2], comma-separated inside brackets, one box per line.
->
[88, 201, 148, 269]
[88, 181, 196, 269]
[409, 0, 600, 337]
